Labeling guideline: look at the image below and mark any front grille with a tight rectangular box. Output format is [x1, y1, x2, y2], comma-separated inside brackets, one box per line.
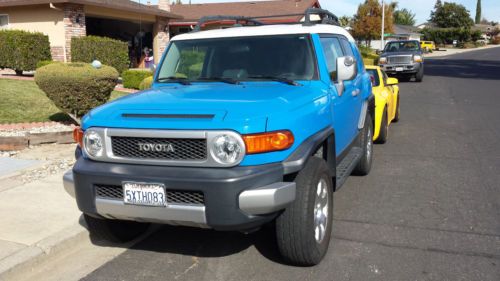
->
[95, 184, 205, 205]
[388, 55, 412, 64]
[111, 137, 207, 160]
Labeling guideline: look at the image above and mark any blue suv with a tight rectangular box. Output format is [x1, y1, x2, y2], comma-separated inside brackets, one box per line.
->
[64, 9, 374, 266]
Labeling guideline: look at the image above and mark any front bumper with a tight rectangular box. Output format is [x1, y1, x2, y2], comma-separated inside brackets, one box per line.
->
[380, 62, 422, 74]
[64, 157, 296, 231]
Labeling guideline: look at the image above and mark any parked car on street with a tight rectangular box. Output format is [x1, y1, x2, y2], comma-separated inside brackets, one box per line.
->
[378, 40, 424, 82]
[63, 9, 374, 266]
[366, 66, 400, 143]
[420, 40, 436, 52]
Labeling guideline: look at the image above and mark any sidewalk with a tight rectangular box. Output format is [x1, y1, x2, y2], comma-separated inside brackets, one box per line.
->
[0, 172, 86, 280]
[424, 44, 500, 58]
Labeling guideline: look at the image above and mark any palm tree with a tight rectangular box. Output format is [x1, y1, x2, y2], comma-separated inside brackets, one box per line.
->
[393, 8, 416, 26]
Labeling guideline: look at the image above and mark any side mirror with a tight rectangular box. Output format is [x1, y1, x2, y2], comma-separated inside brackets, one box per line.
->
[334, 56, 357, 96]
[386, 77, 398, 85]
[375, 50, 382, 55]
[336, 56, 357, 82]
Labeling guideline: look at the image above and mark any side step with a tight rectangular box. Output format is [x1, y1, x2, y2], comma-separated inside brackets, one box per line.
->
[335, 147, 362, 190]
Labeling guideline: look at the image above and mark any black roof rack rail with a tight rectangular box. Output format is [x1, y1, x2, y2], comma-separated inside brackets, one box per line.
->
[193, 16, 264, 32]
[192, 8, 339, 32]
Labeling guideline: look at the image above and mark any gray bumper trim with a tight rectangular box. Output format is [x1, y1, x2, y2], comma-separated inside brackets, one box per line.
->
[239, 182, 296, 215]
[95, 198, 208, 227]
[63, 170, 75, 198]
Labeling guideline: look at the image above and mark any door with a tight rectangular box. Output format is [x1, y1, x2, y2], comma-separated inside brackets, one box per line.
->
[381, 70, 396, 120]
[320, 36, 362, 156]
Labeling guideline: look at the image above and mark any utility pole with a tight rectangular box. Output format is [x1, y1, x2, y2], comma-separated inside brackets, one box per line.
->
[381, 0, 385, 50]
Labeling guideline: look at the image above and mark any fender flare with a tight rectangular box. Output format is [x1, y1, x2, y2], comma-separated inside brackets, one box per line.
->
[282, 126, 336, 177]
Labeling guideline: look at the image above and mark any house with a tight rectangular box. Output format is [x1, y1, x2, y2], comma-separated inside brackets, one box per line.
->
[0, 0, 181, 64]
[385, 24, 422, 41]
[168, 0, 321, 37]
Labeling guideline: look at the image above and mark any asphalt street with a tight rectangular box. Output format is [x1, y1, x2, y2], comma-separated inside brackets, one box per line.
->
[82, 47, 500, 281]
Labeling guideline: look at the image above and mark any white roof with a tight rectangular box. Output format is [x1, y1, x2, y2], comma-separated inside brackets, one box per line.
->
[171, 24, 355, 42]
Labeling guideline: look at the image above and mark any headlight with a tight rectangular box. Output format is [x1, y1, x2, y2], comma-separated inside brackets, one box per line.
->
[379, 57, 387, 64]
[211, 134, 242, 164]
[84, 130, 104, 157]
[413, 55, 423, 63]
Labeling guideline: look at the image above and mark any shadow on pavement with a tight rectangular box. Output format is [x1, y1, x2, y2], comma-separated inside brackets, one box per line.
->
[81, 218, 288, 265]
[425, 59, 500, 80]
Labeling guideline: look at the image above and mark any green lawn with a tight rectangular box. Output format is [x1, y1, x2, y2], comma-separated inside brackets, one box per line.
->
[0, 79, 129, 124]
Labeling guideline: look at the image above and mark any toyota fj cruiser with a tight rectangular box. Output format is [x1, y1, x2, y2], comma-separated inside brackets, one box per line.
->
[64, 9, 374, 266]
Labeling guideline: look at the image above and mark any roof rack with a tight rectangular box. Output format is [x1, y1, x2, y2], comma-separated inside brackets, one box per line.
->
[193, 8, 339, 32]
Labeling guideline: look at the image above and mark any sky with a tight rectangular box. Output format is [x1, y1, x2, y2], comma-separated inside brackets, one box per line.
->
[136, 0, 500, 25]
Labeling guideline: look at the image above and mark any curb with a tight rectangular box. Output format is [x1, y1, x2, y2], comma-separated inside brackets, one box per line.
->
[0, 221, 88, 281]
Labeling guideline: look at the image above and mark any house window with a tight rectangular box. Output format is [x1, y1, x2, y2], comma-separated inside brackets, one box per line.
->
[0, 15, 8, 29]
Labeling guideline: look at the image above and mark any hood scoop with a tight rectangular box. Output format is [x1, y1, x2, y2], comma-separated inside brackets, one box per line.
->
[122, 113, 215, 120]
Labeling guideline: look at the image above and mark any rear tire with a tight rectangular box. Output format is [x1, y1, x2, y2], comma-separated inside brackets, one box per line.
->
[276, 157, 333, 266]
[84, 214, 150, 243]
[375, 108, 388, 144]
[353, 115, 373, 176]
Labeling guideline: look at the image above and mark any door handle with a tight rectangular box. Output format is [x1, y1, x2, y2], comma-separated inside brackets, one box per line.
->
[352, 89, 361, 97]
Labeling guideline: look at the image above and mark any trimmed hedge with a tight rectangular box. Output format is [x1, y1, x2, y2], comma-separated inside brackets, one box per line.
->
[72, 36, 130, 74]
[139, 76, 154, 90]
[122, 69, 153, 89]
[35, 63, 118, 120]
[0, 30, 52, 74]
[36, 60, 59, 69]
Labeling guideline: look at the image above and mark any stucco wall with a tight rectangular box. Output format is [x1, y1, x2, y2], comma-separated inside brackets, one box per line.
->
[0, 5, 65, 47]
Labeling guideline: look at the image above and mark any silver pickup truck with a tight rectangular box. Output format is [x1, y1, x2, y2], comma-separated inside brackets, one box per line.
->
[378, 40, 424, 82]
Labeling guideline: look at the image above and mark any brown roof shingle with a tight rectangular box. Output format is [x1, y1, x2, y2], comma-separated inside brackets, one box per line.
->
[170, 0, 319, 23]
[0, 0, 182, 19]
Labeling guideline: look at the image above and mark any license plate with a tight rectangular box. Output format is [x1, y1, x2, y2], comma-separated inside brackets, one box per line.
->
[395, 67, 404, 72]
[123, 182, 166, 207]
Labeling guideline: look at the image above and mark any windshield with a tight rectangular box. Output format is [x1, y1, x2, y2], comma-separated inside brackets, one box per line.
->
[157, 35, 317, 83]
[384, 41, 420, 52]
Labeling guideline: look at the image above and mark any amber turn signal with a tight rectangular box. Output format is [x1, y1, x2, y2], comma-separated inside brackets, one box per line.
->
[243, 131, 294, 154]
[73, 127, 84, 147]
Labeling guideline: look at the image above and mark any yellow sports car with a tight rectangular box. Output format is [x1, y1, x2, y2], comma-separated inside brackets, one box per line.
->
[366, 65, 400, 143]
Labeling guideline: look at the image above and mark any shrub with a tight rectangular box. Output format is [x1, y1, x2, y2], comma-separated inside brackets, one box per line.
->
[36, 60, 59, 69]
[492, 37, 500, 45]
[122, 69, 153, 89]
[35, 62, 118, 121]
[139, 76, 154, 90]
[72, 36, 130, 74]
[0, 30, 51, 74]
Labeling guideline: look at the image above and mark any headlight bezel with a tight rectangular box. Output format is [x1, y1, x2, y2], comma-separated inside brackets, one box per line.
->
[83, 129, 104, 158]
[378, 57, 387, 64]
[210, 134, 245, 165]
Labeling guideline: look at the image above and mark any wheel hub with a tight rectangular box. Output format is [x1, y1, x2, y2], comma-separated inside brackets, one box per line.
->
[314, 178, 329, 243]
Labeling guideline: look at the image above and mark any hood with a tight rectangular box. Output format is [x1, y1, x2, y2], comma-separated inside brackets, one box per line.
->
[82, 82, 324, 134]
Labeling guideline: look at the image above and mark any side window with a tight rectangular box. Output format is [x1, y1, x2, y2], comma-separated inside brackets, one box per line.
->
[340, 38, 354, 57]
[320, 37, 344, 81]
[0, 15, 8, 29]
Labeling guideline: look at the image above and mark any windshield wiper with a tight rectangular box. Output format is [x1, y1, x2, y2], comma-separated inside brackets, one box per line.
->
[198, 77, 241, 85]
[156, 76, 192, 85]
[248, 76, 301, 86]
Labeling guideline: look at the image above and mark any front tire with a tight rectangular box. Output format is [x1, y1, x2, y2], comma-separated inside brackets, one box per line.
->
[84, 214, 150, 243]
[276, 157, 333, 266]
[375, 108, 388, 144]
[393, 96, 400, 122]
[415, 66, 424, 82]
[353, 115, 373, 175]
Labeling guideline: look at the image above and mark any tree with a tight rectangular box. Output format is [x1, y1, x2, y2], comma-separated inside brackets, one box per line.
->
[430, 2, 474, 28]
[352, 0, 394, 46]
[475, 0, 481, 24]
[339, 16, 352, 28]
[394, 8, 416, 26]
